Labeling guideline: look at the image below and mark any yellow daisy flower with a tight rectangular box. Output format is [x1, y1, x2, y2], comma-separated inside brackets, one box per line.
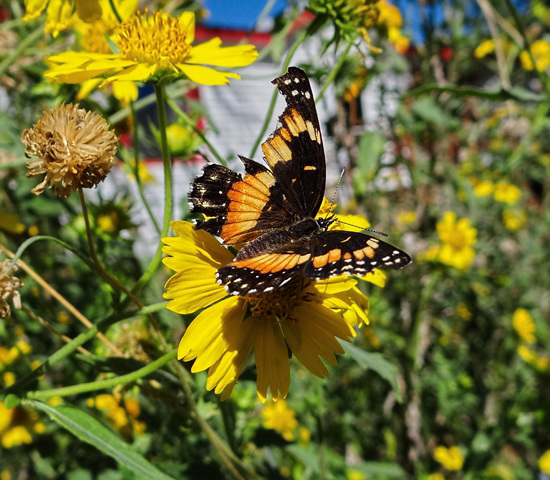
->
[493, 181, 521, 205]
[45, 10, 258, 87]
[435, 212, 477, 270]
[512, 308, 535, 344]
[162, 221, 371, 402]
[433, 445, 464, 471]
[261, 399, 298, 441]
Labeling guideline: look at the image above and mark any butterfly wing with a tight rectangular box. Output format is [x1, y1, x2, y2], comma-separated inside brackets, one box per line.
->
[303, 230, 412, 280]
[189, 157, 297, 244]
[262, 67, 326, 219]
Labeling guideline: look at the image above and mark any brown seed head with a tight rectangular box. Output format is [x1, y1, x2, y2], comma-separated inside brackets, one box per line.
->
[0, 259, 23, 319]
[22, 104, 118, 198]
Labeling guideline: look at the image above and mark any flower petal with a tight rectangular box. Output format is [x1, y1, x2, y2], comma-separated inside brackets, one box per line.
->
[163, 266, 227, 314]
[282, 303, 354, 378]
[177, 297, 245, 367]
[188, 38, 258, 67]
[162, 221, 234, 272]
[178, 64, 241, 86]
[254, 319, 290, 402]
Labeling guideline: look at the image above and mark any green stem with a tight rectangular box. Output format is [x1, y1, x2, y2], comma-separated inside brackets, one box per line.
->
[131, 84, 173, 295]
[166, 97, 226, 166]
[107, 0, 123, 23]
[249, 28, 309, 158]
[503, 0, 550, 95]
[129, 101, 161, 234]
[316, 42, 353, 103]
[26, 350, 177, 400]
[78, 190, 143, 307]
[0, 24, 43, 77]
[5, 235, 93, 275]
[2, 302, 166, 397]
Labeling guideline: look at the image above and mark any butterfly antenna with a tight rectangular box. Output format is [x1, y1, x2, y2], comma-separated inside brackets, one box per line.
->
[333, 217, 389, 237]
[325, 169, 346, 220]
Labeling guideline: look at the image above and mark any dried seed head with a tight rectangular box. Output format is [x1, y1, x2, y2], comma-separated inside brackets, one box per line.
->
[0, 259, 23, 319]
[22, 104, 118, 198]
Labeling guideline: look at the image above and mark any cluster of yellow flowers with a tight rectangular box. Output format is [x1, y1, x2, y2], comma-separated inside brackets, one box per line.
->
[512, 309, 549, 371]
[474, 37, 550, 72]
[87, 393, 146, 438]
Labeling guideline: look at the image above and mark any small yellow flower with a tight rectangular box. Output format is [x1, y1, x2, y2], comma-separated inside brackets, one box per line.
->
[456, 303, 472, 321]
[397, 211, 416, 225]
[502, 209, 527, 231]
[520, 39, 550, 71]
[261, 399, 298, 441]
[473, 179, 494, 197]
[22, 104, 118, 198]
[539, 450, 550, 474]
[474, 39, 495, 58]
[0, 208, 25, 234]
[0, 401, 43, 448]
[493, 182, 521, 205]
[0, 260, 23, 319]
[163, 221, 366, 401]
[347, 470, 365, 480]
[3, 372, 16, 387]
[512, 309, 535, 344]
[435, 212, 477, 270]
[434, 445, 464, 471]
[45, 10, 258, 87]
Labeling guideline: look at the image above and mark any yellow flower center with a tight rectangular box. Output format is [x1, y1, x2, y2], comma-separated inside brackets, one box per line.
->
[115, 10, 192, 69]
[246, 277, 312, 322]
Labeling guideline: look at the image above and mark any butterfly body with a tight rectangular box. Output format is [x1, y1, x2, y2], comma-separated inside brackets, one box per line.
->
[189, 67, 411, 296]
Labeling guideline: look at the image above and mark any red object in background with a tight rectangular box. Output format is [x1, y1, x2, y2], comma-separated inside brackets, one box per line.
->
[0, 6, 10, 22]
[440, 46, 453, 62]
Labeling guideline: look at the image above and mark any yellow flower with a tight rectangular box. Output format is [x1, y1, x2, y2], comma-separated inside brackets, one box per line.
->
[377, 0, 403, 29]
[45, 10, 258, 87]
[24, 0, 102, 36]
[473, 179, 494, 197]
[474, 39, 495, 58]
[67, 0, 139, 102]
[502, 209, 527, 231]
[456, 303, 472, 321]
[397, 211, 416, 225]
[539, 450, 550, 474]
[163, 221, 367, 401]
[493, 182, 521, 205]
[0, 208, 25, 234]
[0, 260, 23, 319]
[517, 344, 549, 371]
[261, 399, 298, 441]
[435, 212, 476, 270]
[0, 402, 42, 448]
[434, 445, 464, 471]
[520, 39, 550, 71]
[89, 393, 145, 437]
[22, 104, 118, 198]
[3, 372, 16, 387]
[512, 309, 535, 344]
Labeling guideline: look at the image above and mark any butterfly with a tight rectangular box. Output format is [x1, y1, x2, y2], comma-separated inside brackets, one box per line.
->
[188, 66, 411, 295]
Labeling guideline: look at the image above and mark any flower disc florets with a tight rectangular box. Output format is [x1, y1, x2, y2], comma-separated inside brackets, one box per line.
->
[115, 10, 192, 70]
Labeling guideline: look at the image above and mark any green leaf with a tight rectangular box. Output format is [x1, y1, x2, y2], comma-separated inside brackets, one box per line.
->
[411, 97, 460, 130]
[403, 83, 545, 102]
[350, 461, 406, 478]
[339, 341, 403, 402]
[26, 401, 175, 480]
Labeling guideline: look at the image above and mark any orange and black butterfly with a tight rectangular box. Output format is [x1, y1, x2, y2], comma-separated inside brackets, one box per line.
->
[189, 67, 411, 295]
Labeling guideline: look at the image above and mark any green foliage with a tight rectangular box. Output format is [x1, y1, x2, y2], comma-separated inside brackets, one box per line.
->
[1, 0, 550, 479]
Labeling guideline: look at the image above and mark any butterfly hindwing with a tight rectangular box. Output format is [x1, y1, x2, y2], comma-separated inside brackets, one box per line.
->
[304, 230, 412, 280]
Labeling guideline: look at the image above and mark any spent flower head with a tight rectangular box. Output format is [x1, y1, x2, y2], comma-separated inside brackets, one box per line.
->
[22, 103, 118, 198]
[45, 10, 258, 87]
[0, 260, 23, 319]
[162, 221, 375, 401]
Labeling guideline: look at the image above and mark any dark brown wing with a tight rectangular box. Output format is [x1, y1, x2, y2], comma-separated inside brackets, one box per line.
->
[262, 67, 325, 219]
